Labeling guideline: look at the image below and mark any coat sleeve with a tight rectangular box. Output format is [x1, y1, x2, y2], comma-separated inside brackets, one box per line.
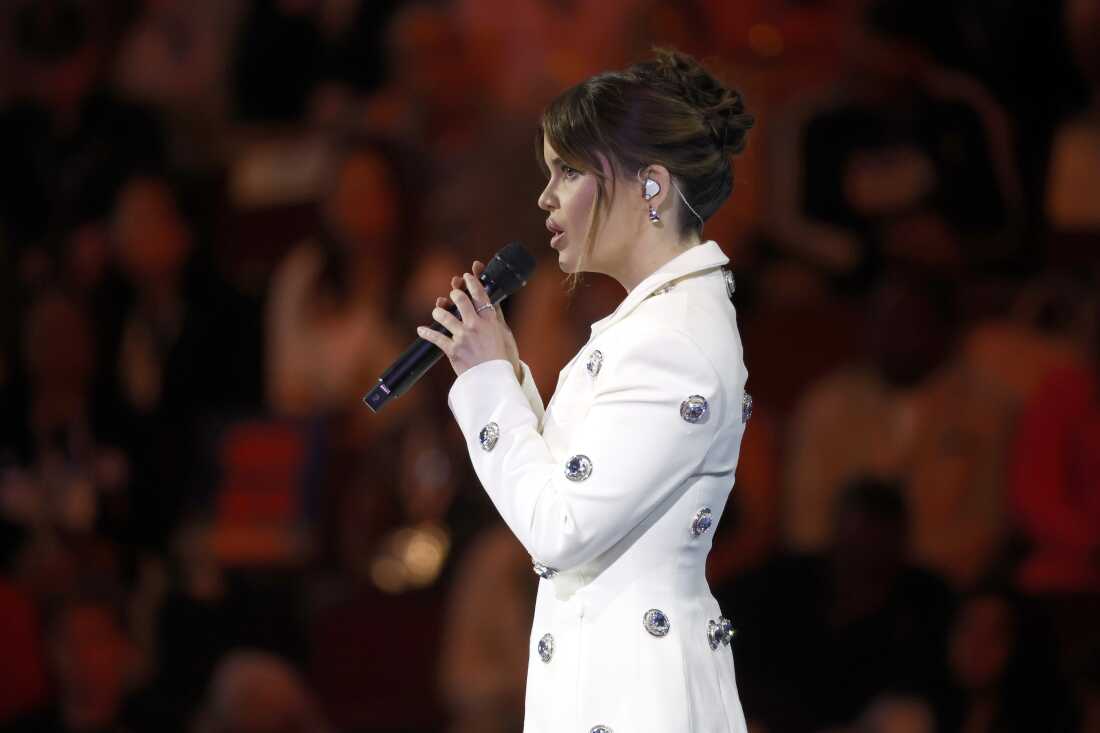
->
[447, 327, 725, 571]
[518, 360, 544, 424]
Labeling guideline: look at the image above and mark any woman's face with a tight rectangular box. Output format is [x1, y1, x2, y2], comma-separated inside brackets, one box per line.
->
[538, 139, 639, 275]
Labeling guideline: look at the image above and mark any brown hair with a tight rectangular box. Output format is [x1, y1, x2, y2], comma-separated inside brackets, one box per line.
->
[537, 48, 753, 269]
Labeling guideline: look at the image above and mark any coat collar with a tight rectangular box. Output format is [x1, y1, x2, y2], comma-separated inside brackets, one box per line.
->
[590, 240, 729, 335]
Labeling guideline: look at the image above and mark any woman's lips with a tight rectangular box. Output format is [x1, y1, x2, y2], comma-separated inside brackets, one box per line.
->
[550, 231, 565, 248]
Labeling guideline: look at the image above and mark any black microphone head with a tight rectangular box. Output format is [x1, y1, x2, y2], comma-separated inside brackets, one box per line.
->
[483, 242, 536, 300]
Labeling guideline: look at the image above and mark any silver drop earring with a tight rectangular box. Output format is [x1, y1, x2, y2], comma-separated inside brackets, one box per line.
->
[641, 173, 662, 224]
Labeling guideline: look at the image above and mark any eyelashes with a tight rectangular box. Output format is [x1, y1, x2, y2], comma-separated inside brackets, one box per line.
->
[559, 164, 581, 181]
[543, 162, 583, 185]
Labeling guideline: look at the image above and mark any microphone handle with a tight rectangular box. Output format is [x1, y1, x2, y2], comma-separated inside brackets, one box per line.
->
[363, 273, 504, 412]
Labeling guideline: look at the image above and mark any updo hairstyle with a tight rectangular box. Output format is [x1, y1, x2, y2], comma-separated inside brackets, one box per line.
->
[537, 48, 754, 239]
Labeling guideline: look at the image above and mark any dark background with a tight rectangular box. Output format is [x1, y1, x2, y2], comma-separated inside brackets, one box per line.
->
[0, 0, 1098, 731]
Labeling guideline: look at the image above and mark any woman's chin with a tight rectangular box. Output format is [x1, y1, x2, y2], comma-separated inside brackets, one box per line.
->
[556, 248, 579, 273]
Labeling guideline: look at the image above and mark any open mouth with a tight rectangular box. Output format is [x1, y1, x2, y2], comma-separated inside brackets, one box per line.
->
[546, 220, 565, 248]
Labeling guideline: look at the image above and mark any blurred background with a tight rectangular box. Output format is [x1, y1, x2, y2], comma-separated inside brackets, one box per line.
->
[0, 0, 1098, 731]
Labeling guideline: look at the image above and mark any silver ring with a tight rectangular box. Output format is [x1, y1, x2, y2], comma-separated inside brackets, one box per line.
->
[475, 303, 494, 314]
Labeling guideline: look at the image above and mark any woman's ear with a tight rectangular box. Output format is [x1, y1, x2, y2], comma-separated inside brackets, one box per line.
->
[639, 165, 672, 211]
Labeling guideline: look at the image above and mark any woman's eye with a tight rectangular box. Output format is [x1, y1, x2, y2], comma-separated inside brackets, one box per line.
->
[560, 165, 580, 180]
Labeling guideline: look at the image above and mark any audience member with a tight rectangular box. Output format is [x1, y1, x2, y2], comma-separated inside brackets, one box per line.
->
[784, 269, 1014, 588]
[231, 0, 397, 124]
[0, 289, 131, 541]
[112, 0, 248, 172]
[932, 587, 1077, 732]
[361, 3, 482, 156]
[962, 268, 1093, 409]
[100, 175, 259, 548]
[193, 650, 328, 733]
[718, 478, 955, 733]
[1045, 0, 1100, 234]
[438, 523, 532, 733]
[266, 136, 414, 419]
[0, 519, 49, 722]
[767, 7, 1020, 287]
[1008, 351, 1100, 665]
[0, 0, 166, 253]
[6, 591, 159, 733]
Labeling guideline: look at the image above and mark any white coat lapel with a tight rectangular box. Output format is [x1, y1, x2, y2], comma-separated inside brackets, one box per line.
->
[589, 240, 729, 336]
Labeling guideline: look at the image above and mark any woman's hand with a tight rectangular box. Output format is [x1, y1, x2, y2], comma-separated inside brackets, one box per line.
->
[417, 261, 523, 381]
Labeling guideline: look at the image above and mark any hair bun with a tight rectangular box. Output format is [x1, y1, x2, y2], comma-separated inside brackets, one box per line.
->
[646, 48, 754, 157]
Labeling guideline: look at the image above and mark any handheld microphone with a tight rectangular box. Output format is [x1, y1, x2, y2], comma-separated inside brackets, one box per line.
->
[364, 242, 536, 413]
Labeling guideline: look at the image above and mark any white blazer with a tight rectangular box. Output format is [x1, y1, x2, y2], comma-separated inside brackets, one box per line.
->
[448, 241, 751, 733]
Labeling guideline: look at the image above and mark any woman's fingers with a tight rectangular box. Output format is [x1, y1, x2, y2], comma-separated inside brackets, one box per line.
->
[464, 273, 491, 310]
[416, 326, 452, 356]
[435, 297, 449, 309]
[442, 262, 485, 308]
[450, 288, 478, 323]
[432, 306, 463, 335]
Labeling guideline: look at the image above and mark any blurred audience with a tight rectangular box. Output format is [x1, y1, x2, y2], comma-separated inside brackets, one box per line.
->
[784, 269, 1014, 588]
[266, 136, 413, 419]
[1071, 645, 1100, 733]
[1008, 339, 1100, 668]
[438, 524, 531, 733]
[1, 2, 1096, 731]
[0, 289, 132, 543]
[933, 587, 1078, 732]
[7, 592, 154, 733]
[851, 694, 936, 733]
[718, 478, 955, 733]
[113, 0, 249, 172]
[231, 0, 397, 124]
[100, 174, 260, 548]
[194, 650, 328, 733]
[0, 519, 49, 721]
[768, 6, 1020, 287]
[1045, 0, 1100, 234]
[0, 0, 166, 256]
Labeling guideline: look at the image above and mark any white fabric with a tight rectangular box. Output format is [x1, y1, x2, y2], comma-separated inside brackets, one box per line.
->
[448, 241, 750, 732]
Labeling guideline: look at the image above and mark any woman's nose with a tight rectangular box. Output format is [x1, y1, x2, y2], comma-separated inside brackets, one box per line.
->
[537, 184, 556, 212]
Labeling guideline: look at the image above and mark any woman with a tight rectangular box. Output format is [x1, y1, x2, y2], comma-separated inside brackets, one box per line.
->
[418, 49, 754, 732]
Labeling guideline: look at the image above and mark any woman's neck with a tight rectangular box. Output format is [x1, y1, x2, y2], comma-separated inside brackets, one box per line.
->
[611, 231, 703, 292]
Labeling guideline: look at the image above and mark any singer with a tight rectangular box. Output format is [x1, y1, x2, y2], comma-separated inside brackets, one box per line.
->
[417, 49, 754, 733]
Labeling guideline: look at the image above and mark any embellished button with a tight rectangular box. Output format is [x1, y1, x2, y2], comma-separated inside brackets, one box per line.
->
[742, 392, 753, 424]
[643, 608, 671, 637]
[537, 633, 554, 663]
[707, 616, 736, 650]
[680, 395, 709, 424]
[564, 454, 593, 482]
[479, 422, 500, 451]
[690, 507, 713, 537]
[586, 350, 603, 377]
[590, 727, 613, 733]
[722, 266, 736, 300]
[532, 561, 558, 579]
